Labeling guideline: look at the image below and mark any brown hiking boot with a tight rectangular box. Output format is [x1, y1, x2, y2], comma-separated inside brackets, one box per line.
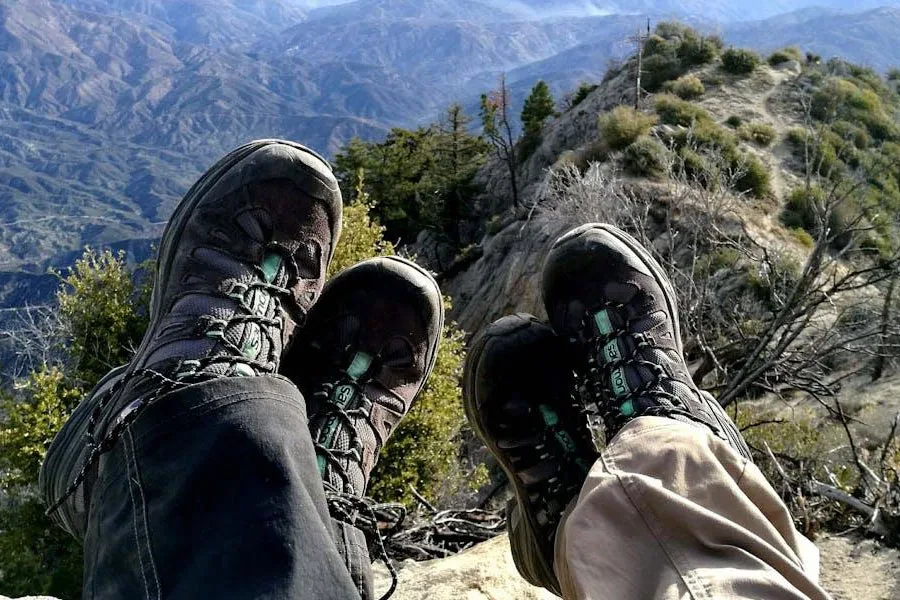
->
[542, 223, 751, 459]
[463, 314, 598, 596]
[41, 139, 343, 532]
[281, 256, 444, 499]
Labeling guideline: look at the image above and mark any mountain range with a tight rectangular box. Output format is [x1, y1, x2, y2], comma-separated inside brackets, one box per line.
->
[1, 0, 900, 310]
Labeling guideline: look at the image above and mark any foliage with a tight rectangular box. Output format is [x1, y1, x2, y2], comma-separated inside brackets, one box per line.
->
[0, 369, 86, 597]
[738, 122, 778, 147]
[831, 120, 871, 150]
[56, 248, 148, 385]
[721, 47, 761, 75]
[0, 248, 151, 598]
[333, 104, 489, 242]
[888, 68, 900, 82]
[732, 153, 771, 198]
[725, 115, 743, 128]
[598, 106, 658, 150]
[623, 136, 668, 178]
[640, 23, 722, 91]
[654, 94, 710, 127]
[780, 185, 846, 239]
[0, 368, 82, 488]
[810, 76, 900, 142]
[0, 496, 84, 597]
[768, 47, 802, 66]
[675, 147, 716, 189]
[328, 170, 396, 276]
[567, 81, 598, 109]
[663, 74, 705, 99]
[520, 80, 556, 157]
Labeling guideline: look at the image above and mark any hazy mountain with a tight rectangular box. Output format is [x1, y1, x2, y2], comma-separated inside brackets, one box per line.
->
[0, 0, 417, 273]
[3, 0, 900, 316]
[479, 0, 900, 22]
[726, 6, 900, 71]
[55, 0, 311, 45]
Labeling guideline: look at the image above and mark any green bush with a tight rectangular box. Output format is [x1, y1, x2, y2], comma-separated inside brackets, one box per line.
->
[598, 106, 658, 150]
[663, 74, 705, 99]
[676, 29, 722, 66]
[568, 81, 598, 109]
[623, 136, 668, 178]
[860, 111, 900, 142]
[721, 47, 761, 75]
[642, 53, 684, 92]
[785, 128, 846, 179]
[788, 128, 808, 147]
[888, 68, 900, 82]
[781, 185, 827, 233]
[725, 115, 743, 128]
[768, 47, 802, 66]
[56, 249, 149, 385]
[654, 94, 711, 127]
[790, 227, 815, 248]
[810, 76, 900, 142]
[738, 122, 778, 147]
[831, 120, 871, 149]
[676, 147, 716, 189]
[640, 24, 722, 91]
[733, 153, 771, 198]
[669, 118, 737, 153]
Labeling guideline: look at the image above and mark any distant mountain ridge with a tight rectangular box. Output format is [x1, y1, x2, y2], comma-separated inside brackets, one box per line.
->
[2, 0, 900, 316]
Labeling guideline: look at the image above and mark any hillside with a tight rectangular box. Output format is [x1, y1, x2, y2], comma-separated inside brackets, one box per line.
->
[4, 0, 900, 314]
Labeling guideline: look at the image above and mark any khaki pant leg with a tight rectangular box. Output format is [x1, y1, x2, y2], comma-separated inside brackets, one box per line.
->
[553, 416, 830, 600]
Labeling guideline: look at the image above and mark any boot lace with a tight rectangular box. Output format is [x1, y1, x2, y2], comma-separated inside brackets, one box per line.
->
[307, 350, 404, 599]
[578, 306, 713, 434]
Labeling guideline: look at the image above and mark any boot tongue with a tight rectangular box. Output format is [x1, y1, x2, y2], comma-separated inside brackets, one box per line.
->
[591, 308, 673, 413]
[316, 351, 375, 496]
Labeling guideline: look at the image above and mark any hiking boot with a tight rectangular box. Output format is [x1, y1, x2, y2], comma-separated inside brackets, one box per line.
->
[281, 256, 444, 499]
[542, 223, 751, 459]
[463, 314, 598, 596]
[40, 139, 343, 535]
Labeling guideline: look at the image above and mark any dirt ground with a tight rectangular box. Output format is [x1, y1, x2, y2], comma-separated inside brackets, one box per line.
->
[817, 534, 900, 599]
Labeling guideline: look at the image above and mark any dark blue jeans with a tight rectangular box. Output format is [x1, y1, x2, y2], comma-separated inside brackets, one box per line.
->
[68, 376, 370, 598]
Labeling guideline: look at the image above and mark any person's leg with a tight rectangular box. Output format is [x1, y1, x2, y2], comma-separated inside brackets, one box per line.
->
[466, 222, 830, 599]
[83, 375, 360, 599]
[541, 223, 826, 600]
[41, 139, 359, 598]
[554, 416, 824, 599]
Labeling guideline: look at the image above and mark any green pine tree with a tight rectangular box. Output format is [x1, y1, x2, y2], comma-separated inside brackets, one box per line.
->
[521, 80, 556, 135]
[520, 80, 556, 158]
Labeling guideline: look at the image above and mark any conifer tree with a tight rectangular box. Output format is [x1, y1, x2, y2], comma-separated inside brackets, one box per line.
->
[521, 80, 556, 138]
